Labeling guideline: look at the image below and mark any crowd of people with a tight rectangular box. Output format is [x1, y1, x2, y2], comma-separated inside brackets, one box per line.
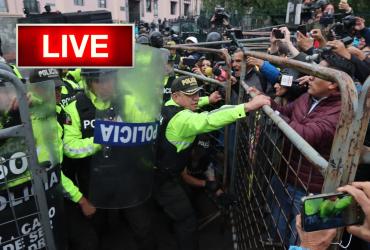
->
[0, 0, 370, 249]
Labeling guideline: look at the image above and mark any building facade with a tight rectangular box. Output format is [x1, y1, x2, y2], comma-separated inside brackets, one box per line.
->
[0, 0, 202, 23]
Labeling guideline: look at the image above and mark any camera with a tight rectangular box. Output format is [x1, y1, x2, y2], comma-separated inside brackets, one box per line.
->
[306, 36, 354, 63]
[213, 6, 229, 25]
[300, 2, 316, 22]
[272, 29, 285, 39]
[328, 16, 357, 40]
[182, 57, 198, 68]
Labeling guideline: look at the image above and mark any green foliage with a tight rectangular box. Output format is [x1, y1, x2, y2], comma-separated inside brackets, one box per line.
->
[201, 0, 370, 19]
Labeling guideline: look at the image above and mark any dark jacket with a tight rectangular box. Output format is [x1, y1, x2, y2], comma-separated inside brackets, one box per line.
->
[271, 92, 341, 193]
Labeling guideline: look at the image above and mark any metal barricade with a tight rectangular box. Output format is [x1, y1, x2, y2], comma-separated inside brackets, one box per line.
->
[0, 70, 56, 249]
[229, 52, 370, 249]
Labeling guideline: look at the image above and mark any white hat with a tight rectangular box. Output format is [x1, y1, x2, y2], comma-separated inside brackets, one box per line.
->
[185, 36, 198, 44]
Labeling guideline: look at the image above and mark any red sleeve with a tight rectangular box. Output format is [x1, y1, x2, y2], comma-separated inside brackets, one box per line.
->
[288, 114, 338, 147]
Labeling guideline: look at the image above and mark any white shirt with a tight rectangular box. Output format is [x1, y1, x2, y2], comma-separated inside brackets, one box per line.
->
[308, 96, 327, 114]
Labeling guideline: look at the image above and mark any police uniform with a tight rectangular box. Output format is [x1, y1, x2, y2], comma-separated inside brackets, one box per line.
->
[63, 69, 154, 250]
[163, 74, 176, 103]
[0, 67, 82, 203]
[155, 76, 247, 250]
[60, 68, 84, 108]
[29, 68, 99, 250]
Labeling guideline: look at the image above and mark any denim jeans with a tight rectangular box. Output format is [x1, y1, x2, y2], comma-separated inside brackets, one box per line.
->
[268, 175, 308, 246]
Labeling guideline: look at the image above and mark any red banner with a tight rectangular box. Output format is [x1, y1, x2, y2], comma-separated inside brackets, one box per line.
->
[17, 24, 133, 67]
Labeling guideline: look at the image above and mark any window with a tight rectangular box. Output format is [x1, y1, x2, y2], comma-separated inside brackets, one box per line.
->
[23, 0, 39, 13]
[170, 1, 177, 15]
[98, 0, 106, 8]
[146, 0, 151, 12]
[74, 0, 84, 6]
[0, 0, 8, 12]
[153, 0, 158, 16]
[184, 3, 189, 16]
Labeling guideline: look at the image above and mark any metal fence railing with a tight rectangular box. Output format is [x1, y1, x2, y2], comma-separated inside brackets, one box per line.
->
[0, 69, 57, 250]
[229, 51, 370, 249]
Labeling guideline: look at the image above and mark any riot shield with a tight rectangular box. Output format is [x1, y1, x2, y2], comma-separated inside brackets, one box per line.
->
[0, 80, 65, 249]
[89, 44, 165, 208]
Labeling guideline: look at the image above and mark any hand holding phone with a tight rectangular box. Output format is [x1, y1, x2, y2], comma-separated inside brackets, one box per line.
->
[296, 215, 337, 250]
[272, 29, 285, 39]
[301, 192, 364, 232]
[338, 182, 370, 242]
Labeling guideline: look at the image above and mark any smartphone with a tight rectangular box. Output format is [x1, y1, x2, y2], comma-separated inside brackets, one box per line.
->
[182, 57, 198, 68]
[272, 29, 285, 39]
[297, 25, 308, 36]
[301, 192, 364, 232]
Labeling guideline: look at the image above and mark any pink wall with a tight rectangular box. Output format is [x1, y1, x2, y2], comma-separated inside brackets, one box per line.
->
[1, 0, 202, 23]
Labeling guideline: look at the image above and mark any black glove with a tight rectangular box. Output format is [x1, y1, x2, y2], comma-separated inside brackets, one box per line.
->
[205, 180, 220, 192]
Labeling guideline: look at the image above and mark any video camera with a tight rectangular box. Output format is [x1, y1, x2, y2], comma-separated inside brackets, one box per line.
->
[306, 36, 354, 63]
[213, 6, 229, 25]
[328, 15, 357, 40]
[301, 2, 316, 22]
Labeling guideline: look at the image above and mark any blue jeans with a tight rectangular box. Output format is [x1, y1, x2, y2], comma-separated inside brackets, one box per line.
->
[268, 176, 307, 246]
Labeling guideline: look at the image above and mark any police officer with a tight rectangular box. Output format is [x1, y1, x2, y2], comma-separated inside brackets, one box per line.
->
[28, 68, 97, 249]
[149, 31, 164, 48]
[63, 68, 154, 250]
[56, 68, 84, 108]
[155, 75, 270, 250]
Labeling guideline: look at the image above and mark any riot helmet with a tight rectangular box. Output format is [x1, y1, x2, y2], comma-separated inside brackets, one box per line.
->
[137, 34, 150, 45]
[149, 31, 164, 48]
[206, 32, 222, 43]
[81, 68, 118, 101]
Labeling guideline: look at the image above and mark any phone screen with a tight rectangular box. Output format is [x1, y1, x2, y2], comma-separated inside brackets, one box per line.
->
[302, 193, 364, 232]
[272, 29, 285, 39]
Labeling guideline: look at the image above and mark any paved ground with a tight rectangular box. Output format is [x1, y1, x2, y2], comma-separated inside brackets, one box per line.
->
[100, 190, 234, 250]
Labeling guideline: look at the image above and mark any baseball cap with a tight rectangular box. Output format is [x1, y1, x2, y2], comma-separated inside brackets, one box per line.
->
[29, 68, 64, 87]
[171, 76, 202, 95]
[185, 36, 198, 44]
[167, 40, 176, 46]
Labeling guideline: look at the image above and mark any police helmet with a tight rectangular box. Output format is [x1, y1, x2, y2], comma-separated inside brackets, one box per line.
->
[149, 31, 164, 48]
[206, 32, 222, 43]
[81, 68, 117, 80]
[136, 35, 150, 45]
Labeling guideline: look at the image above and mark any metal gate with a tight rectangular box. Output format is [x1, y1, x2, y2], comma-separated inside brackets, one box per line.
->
[229, 52, 370, 249]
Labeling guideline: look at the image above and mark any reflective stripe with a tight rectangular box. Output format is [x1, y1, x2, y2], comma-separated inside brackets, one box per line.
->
[168, 140, 192, 147]
[63, 144, 95, 155]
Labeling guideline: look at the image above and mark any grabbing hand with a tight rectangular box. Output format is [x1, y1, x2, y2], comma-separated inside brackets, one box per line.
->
[246, 57, 264, 68]
[209, 91, 223, 104]
[244, 94, 271, 112]
[247, 86, 262, 96]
